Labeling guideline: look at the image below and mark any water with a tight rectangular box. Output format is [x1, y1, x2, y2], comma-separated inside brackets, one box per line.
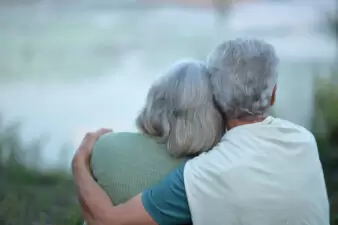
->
[0, 1, 336, 169]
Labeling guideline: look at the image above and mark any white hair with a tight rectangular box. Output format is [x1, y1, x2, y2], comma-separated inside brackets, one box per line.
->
[136, 60, 225, 157]
[206, 38, 279, 120]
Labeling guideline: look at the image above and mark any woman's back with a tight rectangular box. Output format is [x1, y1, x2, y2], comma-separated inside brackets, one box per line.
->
[91, 132, 186, 204]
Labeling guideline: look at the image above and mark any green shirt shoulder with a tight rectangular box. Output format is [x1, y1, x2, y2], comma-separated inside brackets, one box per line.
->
[90, 132, 185, 204]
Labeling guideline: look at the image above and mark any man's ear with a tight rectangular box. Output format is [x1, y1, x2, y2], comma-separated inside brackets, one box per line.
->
[271, 85, 277, 106]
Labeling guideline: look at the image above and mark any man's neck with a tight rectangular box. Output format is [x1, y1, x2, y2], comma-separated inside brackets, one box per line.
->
[227, 116, 267, 130]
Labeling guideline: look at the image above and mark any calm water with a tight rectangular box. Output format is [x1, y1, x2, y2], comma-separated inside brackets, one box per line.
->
[0, 1, 336, 169]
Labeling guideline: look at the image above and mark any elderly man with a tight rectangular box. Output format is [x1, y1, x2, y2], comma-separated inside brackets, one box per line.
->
[72, 39, 329, 225]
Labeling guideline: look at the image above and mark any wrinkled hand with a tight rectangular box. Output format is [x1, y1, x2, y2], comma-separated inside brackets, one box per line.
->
[72, 128, 112, 167]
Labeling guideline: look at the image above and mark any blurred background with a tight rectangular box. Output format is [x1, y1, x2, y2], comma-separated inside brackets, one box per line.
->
[0, 0, 337, 224]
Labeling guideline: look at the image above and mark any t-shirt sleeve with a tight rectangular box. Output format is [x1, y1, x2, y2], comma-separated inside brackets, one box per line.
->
[141, 162, 192, 225]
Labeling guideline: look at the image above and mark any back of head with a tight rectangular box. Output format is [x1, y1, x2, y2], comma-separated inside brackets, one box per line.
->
[206, 39, 279, 120]
[136, 60, 225, 157]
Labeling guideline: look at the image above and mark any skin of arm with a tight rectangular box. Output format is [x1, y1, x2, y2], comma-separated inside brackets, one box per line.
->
[72, 129, 158, 225]
[73, 156, 157, 225]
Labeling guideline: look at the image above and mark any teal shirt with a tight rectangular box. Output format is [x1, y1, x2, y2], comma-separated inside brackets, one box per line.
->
[87, 132, 191, 224]
[142, 162, 191, 224]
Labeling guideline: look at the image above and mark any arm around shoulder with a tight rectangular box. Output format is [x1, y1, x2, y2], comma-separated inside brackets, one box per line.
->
[94, 194, 157, 225]
[89, 163, 191, 225]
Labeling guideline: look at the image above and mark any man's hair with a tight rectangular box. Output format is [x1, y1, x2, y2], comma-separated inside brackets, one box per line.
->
[136, 60, 225, 157]
[206, 38, 279, 120]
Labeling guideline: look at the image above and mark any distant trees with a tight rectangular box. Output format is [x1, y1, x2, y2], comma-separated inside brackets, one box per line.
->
[313, 7, 338, 224]
[0, 117, 82, 225]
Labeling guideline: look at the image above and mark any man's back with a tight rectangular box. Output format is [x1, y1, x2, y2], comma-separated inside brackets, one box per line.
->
[184, 117, 329, 225]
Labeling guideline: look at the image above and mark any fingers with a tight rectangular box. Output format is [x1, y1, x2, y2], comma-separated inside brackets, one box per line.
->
[80, 128, 113, 150]
[73, 128, 113, 166]
[84, 128, 112, 141]
[95, 128, 113, 136]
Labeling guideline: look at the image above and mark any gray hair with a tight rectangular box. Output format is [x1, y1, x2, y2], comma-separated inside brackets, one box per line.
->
[206, 38, 279, 120]
[136, 60, 225, 157]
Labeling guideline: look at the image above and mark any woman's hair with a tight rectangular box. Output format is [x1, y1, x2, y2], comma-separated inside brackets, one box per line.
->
[136, 60, 226, 157]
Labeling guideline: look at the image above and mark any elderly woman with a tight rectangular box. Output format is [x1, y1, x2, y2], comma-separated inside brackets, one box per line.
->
[83, 60, 225, 223]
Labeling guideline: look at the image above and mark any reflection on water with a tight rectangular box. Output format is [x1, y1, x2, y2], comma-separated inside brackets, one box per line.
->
[0, 1, 336, 168]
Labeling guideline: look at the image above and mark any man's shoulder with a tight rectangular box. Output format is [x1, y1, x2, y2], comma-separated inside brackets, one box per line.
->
[185, 117, 318, 174]
[273, 117, 316, 141]
[229, 116, 316, 142]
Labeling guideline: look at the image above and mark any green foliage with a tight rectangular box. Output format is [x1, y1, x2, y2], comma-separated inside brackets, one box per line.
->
[328, 10, 338, 38]
[312, 73, 338, 225]
[0, 118, 83, 225]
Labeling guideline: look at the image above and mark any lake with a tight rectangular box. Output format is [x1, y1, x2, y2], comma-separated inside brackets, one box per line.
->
[0, 0, 336, 169]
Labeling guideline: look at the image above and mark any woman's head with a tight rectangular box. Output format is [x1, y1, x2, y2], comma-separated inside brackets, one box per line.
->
[136, 60, 225, 157]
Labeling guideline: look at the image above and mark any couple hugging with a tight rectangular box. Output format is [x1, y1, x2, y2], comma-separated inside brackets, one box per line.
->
[72, 39, 329, 225]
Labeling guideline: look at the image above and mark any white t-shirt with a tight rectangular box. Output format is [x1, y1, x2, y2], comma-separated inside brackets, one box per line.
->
[184, 116, 329, 225]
